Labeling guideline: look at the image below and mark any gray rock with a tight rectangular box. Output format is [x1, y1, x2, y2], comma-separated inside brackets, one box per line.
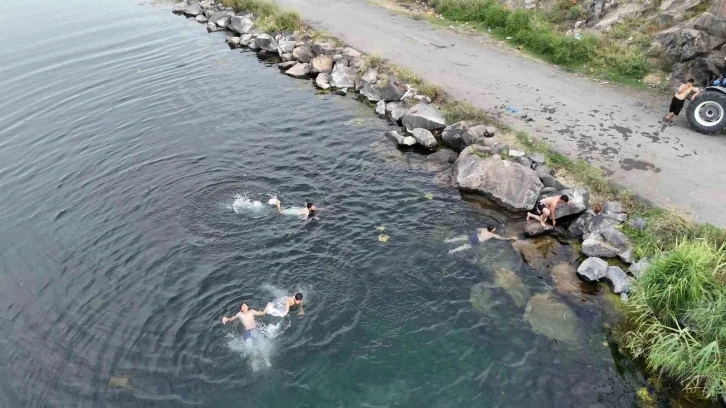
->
[226, 36, 241, 48]
[277, 61, 297, 70]
[470, 283, 501, 315]
[619, 247, 634, 264]
[285, 63, 311, 78]
[586, 213, 620, 234]
[195, 15, 208, 23]
[277, 40, 296, 54]
[628, 217, 647, 231]
[604, 212, 628, 223]
[240, 33, 253, 45]
[524, 292, 580, 344]
[490, 143, 509, 157]
[515, 155, 533, 169]
[401, 136, 417, 146]
[494, 268, 531, 308]
[205, 22, 221, 32]
[208, 11, 232, 28]
[535, 165, 553, 177]
[375, 100, 386, 117]
[385, 130, 408, 146]
[604, 266, 633, 294]
[335, 88, 348, 96]
[341, 46, 362, 60]
[441, 121, 490, 152]
[414, 94, 432, 104]
[568, 210, 594, 238]
[402, 104, 446, 132]
[629, 258, 651, 280]
[255, 34, 279, 52]
[314, 73, 330, 90]
[411, 128, 438, 150]
[229, 15, 254, 34]
[601, 201, 622, 214]
[359, 82, 383, 102]
[357, 68, 378, 91]
[524, 221, 554, 237]
[539, 174, 568, 190]
[292, 45, 314, 63]
[577, 257, 608, 282]
[386, 102, 406, 122]
[453, 147, 543, 212]
[381, 79, 406, 102]
[656, 26, 721, 64]
[426, 149, 459, 172]
[508, 149, 526, 158]
[484, 126, 497, 137]
[280, 52, 294, 61]
[599, 225, 630, 250]
[329, 63, 356, 88]
[528, 153, 545, 165]
[247, 39, 259, 51]
[173, 1, 202, 16]
[582, 233, 620, 258]
[311, 42, 337, 56]
[540, 188, 589, 219]
[310, 55, 333, 74]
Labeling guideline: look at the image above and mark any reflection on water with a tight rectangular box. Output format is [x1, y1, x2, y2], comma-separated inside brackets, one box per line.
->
[0, 0, 645, 406]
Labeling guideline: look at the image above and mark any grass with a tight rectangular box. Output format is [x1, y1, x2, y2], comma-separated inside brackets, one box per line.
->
[221, 0, 303, 32]
[622, 240, 726, 400]
[440, 100, 495, 124]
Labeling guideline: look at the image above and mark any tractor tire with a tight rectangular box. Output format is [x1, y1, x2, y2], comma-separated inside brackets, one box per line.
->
[686, 91, 726, 134]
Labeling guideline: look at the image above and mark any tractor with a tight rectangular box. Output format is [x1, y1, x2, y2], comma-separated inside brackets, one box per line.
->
[687, 86, 726, 134]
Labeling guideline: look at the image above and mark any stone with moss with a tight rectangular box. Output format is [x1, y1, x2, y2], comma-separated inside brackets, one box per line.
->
[494, 268, 531, 308]
[469, 283, 501, 315]
[524, 292, 580, 344]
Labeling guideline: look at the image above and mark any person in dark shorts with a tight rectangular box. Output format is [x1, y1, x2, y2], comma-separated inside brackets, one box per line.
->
[445, 224, 517, 254]
[665, 79, 700, 123]
[221, 302, 270, 340]
[526, 195, 570, 227]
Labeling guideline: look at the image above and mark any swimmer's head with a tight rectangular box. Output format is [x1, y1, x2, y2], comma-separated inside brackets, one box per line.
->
[560, 195, 570, 203]
[240, 303, 249, 312]
[306, 202, 315, 211]
[486, 223, 496, 232]
[294, 292, 303, 304]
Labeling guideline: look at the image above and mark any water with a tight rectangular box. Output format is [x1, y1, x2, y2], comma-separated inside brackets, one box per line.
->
[0, 0, 644, 406]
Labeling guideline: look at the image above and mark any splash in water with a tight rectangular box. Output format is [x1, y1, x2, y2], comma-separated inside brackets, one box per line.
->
[228, 193, 265, 215]
[226, 319, 289, 372]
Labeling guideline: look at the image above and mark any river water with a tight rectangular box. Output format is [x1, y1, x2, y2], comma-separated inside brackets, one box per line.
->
[0, 0, 644, 406]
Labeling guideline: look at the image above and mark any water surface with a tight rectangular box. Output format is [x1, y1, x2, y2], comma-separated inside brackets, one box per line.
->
[0, 0, 642, 406]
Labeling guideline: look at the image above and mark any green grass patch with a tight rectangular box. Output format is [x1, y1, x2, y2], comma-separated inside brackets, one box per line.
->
[622, 240, 726, 399]
[221, 0, 303, 32]
[439, 100, 495, 124]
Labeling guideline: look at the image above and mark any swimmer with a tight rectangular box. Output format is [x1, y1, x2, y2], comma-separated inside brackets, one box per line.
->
[221, 302, 270, 340]
[446, 224, 517, 254]
[279, 293, 304, 317]
[269, 197, 316, 218]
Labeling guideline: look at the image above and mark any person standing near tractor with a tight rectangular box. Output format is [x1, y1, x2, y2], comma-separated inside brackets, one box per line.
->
[664, 78, 701, 123]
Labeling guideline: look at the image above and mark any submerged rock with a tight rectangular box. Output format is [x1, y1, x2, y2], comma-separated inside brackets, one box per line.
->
[513, 236, 558, 270]
[494, 268, 531, 308]
[426, 149, 458, 173]
[401, 104, 446, 131]
[524, 292, 580, 344]
[229, 15, 254, 34]
[411, 128, 437, 150]
[469, 283, 501, 315]
[453, 147, 543, 212]
[576, 257, 608, 282]
[314, 73, 331, 90]
[603, 266, 633, 294]
[329, 63, 356, 88]
[551, 263, 582, 296]
[285, 63, 311, 78]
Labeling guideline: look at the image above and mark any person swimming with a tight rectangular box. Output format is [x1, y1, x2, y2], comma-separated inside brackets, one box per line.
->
[269, 197, 316, 218]
[221, 302, 270, 340]
[268, 293, 305, 317]
[445, 224, 517, 254]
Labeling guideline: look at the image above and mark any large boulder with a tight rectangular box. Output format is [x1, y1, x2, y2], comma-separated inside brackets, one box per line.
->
[599, 225, 630, 251]
[582, 233, 620, 258]
[208, 11, 232, 28]
[692, 12, 726, 40]
[357, 68, 378, 91]
[576, 257, 608, 282]
[329, 63, 356, 88]
[311, 42, 337, 56]
[539, 188, 589, 219]
[568, 210, 594, 238]
[386, 102, 406, 122]
[381, 79, 406, 102]
[315, 73, 331, 90]
[411, 128, 438, 150]
[229, 15, 253, 34]
[603, 266, 633, 294]
[453, 147, 543, 211]
[586, 213, 620, 234]
[255, 34, 279, 52]
[359, 82, 383, 103]
[441, 121, 491, 152]
[655, 27, 723, 64]
[426, 149, 458, 173]
[524, 292, 580, 344]
[293, 44, 314, 63]
[401, 104, 446, 131]
[310, 55, 333, 74]
[173, 1, 202, 16]
[285, 63, 311, 79]
[494, 268, 531, 308]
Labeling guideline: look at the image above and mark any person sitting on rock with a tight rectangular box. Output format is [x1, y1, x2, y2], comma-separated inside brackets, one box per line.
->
[664, 79, 700, 123]
[445, 224, 517, 254]
[526, 195, 569, 227]
[713, 74, 726, 87]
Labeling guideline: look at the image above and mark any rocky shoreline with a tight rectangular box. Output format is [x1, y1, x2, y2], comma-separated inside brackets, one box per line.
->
[172, 0, 648, 299]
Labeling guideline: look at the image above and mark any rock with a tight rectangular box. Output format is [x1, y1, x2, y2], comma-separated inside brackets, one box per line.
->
[381, 79, 406, 102]
[277, 40, 296, 55]
[205, 22, 221, 32]
[240, 33, 253, 45]
[582, 233, 620, 258]
[277, 61, 297, 70]
[528, 153, 545, 165]
[195, 15, 208, 23]
[292, 44, 314, 63]
[469, 283, 501, 315]
[441, 121, 491, 152]
[490, 143, 509, 157]
[513, 236, 558, 270]
[619, 247, 634, 264]
[535, 165, 553, 177]
[656, 27, 721, 64]
[515, 155, 533, 169]
[208, 10, 232, 28]
[401, 136, 417, 146]
[414, 94, 432, 104]
[247, 39, 259, 51]
[551, 263, 582, 296]
[693, 12, 726, 39]
[341, 46, 362, 60]
[508, 149, 526, 158]
[629, 258, 651, 280]
[539, 174, 568, 190]
[524, 221, 554, 238]
[357, 68, 378, 90]
[255, 34, 279, 52]
[568, 210, 594, 238]
[385, 130, 415, 146]
[411, 128, 437, 150]
[604, 266, 633, 294]
[628, 217, 647, 231]
[402, 104, 446, 132]
[540, 188, 589, 219]
[484, 126, 497, 137]
[494, 268, 531, 308]
[586, 213, 620, 234]
[375, 100, 386, 117]
[426, 149, 459, 172]
[453, 148, 543, 212]
[604, 212, 627, 223]
[359, 82, 383, 103]
[335, 87, 348, 96]
[173, 1, 202, 16]
[315, 73, 331, 90]
[524, 292, 580, 344]
[311, 42, 337, 56]
[599, 226, 630, 250]
[329, 63, 356, 88]
[310, 55, 333, 74]
[226, 36, 241, 48]
[601, 201, 622, 214]
[386, 102, 406, 122]
[285, 63, 311, 78]
[280, 52, 294, 61]
[229, 15, 253, 34]
[576, 257, 608, 282]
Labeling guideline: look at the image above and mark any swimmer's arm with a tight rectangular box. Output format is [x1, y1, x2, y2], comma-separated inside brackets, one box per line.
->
[492, 234, 517, 241]
[221, 313, 239, 325]
[298, 302, 304, 317]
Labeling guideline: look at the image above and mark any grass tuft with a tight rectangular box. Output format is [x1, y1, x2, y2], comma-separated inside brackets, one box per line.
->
[440, 100, 495, 124]
[221, 0, 303, 33]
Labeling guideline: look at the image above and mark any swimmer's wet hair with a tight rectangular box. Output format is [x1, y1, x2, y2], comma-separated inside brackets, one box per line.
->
[561, 195, 569, 202]
[486, 223, 496, 232]
[687, 78, 695, 83]
[295, 292, 303, 301]
[306, 202, 314, 209]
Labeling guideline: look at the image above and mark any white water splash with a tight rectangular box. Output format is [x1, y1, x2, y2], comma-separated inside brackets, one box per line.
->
[227, 194, 265, 215]
[225, 319, 290, 372]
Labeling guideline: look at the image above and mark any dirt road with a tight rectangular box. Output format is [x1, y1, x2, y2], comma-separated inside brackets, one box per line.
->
[275, 0, 726, 226]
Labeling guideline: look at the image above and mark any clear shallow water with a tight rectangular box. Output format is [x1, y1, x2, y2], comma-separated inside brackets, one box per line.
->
[0, 0, 643, 406]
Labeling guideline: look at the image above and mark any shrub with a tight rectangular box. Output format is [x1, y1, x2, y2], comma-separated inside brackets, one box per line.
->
[484, 4, 510, 28]
[505, 9, 531, 34]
